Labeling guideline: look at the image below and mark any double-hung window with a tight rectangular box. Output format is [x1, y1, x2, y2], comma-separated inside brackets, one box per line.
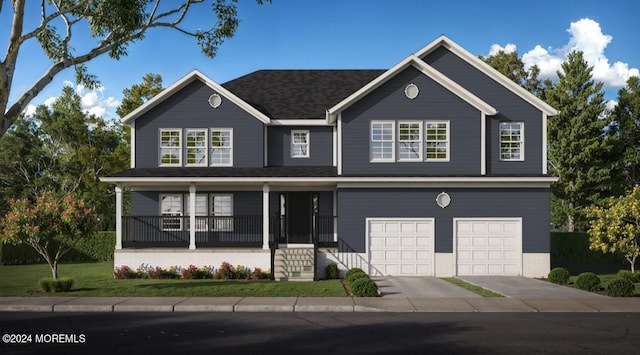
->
[370, 121, 395, 162]
[185, 129, 208, 166]
[159, 129, 181, 166]
[160, 194, 182, 231]
[500, 122, 524, 161]
[398, 121, 422, 161]
[212, 194, 233, 231]
[185, 194, 208, 231]
[210, 128, 233, 166]
[291, 130, 310, 158]
[425, 121, 449, 161]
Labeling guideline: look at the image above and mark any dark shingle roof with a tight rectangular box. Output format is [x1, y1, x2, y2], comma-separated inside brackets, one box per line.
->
[222, 70, 384, 119]
[109, 166, 337, 178]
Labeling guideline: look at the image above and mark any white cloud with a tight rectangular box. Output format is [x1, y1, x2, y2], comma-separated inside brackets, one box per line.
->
[488, 43, 517, 56]
[24, 104, 37, 117]
[519, 18, 639, 89]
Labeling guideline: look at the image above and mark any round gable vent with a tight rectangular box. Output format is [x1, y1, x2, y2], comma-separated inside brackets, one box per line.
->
[404, 83, 419, 99]
[436, 192, 451, 208]
[208, 93, 222, 108]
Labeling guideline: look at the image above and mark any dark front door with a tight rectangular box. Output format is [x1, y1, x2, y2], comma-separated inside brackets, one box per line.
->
[285, 192, 312, 244]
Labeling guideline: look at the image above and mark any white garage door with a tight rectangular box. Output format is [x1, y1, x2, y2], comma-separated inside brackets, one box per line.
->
[455, 218, 522, 276]
[367, 218, 434, 276]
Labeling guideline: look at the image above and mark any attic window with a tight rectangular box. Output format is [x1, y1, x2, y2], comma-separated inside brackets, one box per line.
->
[404, 83, 419, 99]
[208, 93, 222, 108]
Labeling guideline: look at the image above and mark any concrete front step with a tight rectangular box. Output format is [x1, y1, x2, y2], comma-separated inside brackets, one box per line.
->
[274, 248, 315, 281]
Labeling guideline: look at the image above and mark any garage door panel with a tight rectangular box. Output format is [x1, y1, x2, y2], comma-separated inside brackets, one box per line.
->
[368, 219, 434, 276]
[456, 219, 521, 276]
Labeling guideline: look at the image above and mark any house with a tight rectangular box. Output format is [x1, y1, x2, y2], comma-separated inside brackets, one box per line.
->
[102, 36, 558, 280]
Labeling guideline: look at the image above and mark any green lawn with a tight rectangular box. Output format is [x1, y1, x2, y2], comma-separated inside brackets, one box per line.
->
[568, 273, 640, 295]
[441, 277, 503, 297]
[0, 262, 347, 297]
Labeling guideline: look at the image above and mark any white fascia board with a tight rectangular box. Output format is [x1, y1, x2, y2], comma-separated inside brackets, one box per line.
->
[269, 119, 333, 126]
[101, 175, 558, 186]
[415, 36, 558, 116]
[130, 122, 135, 169]
[121, 70, 271, 125]
[412, 57, 497, 115]
[326, 55, 497, 123]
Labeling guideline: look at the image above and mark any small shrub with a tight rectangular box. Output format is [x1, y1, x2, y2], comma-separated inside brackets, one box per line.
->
[345, 268, 365, 280]
[617, 270, 635, 281]
[39, 278, 74, 293]
[250, 267, 270, 280]
[574, 272, 601, 292]
[325, 263, 339, 279]
[350, 277, 378, 297]
[346, 272, 369, 284]
[606, 278, 635, 297]
[182, 265, 213, 279]
[114, 265, 139, 279]
[548, 267, 571, 285]
[147, 266, 180, 279]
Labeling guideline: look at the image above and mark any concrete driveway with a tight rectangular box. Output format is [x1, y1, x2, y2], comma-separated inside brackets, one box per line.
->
[375, 276, 607, 298]
[373, 276, 482, 298]
[458, 276, 606, 298]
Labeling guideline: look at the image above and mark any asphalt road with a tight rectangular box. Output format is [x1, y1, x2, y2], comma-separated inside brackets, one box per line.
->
[1, 312, 639, 354]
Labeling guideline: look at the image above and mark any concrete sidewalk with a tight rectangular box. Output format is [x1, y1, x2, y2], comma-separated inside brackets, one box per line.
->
[1, 296, 640, 313]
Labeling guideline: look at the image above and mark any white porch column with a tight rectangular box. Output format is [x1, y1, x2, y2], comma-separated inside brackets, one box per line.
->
[115, 184, 123, 250]
[189, 183, 196, 250]
[262, 183, 270, 250]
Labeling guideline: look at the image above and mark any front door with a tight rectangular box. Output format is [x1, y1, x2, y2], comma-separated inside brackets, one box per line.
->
[286, 192, 312, 243]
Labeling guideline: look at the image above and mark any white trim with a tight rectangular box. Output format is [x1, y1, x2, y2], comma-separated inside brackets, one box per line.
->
[542, 113, 548, 175]
[327, 56, 497, 122]
[424, 120, 450, 162]
[337, 113, 343, 175]
[415, 36, 558, 116]
[332, 190, 338, 242]
[159, 194, 183, 231]
[499, 122, 525, 162]
[480, 113, 486, 175]
[262, 184, 270, 250]
[121, 70, 270, 125]
[130, 123, 136, 169]
[452, 217, 522, 276]
[188, 184, 196, 250]
[115, 184, 123, 250]
[332, 124, 337, 167]
[366, 217, 436, 276]
[264, 126, 268, 166]
[159, 128, 182, 167]
[370, 120, 396, 163]
[291, 129, 310, 158]
[185, 128, 208, 167]
[269, 119, 332, 126]
[397, 121, 423, 162]
[210, 128, 233, 167]
[103, 176, 559, 185]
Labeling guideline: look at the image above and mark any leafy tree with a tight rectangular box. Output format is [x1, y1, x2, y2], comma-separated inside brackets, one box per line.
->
[0, 0, 271, 137]
[0, 85, 128, 228]
[481, 50, 553, 97]
[117, 73, 164, 118]
[1, 193, 98, 279]
[587, 186, 640, 272]
[544, 51, 621, 231]
[611, 76, 640, 188]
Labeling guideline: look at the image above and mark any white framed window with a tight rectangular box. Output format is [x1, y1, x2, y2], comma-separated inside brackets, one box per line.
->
[185, 129, 208, 166]
[159, 129, 182, 166]
[211, 194, 233, 231]
[370, 121, 395, 162]
[210, 128, 233, 166]
[160, 194, 182, 231]
[185, 194, 208, 231]
[425, 121, 449, 161]
[398, 121, 422, 161]
[291, 130, 310, 158]
[500, 122, 524, 161]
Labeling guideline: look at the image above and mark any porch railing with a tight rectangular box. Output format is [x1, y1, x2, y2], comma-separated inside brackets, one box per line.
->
[122, 216, 263, 248]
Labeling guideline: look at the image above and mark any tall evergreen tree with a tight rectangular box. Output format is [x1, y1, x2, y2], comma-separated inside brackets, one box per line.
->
[611, 76, 640, 188]
[544, 51, 620, 231]
[481, 50, 552, 98]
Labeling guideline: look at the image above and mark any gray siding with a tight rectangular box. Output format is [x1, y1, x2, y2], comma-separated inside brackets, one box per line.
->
[341, 66, 482, 176]
[267, 126, 334, 166]
[134, 80, 264, 168]
[131, 190, 262, 215]
[422, 47, 544, 175]
[337, 188, 550, 253]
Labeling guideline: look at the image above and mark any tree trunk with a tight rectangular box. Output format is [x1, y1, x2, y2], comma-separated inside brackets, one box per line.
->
[51, 261, 58, 280]
[567, 214, 575, 232]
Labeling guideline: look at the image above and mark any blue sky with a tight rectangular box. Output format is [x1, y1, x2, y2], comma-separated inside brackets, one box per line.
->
[5, 0, 639, 120]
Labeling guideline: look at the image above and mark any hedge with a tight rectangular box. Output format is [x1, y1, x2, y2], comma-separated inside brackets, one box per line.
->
[551, 232, 635, 274]
[0, 231, 115, 265]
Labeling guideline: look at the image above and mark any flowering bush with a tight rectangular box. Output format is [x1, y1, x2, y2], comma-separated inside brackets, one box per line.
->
[182, 264, 214, 279]
[113, 263, 270, 280]
[147, 266, 180, 279]
[114, 266, 139, 279]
